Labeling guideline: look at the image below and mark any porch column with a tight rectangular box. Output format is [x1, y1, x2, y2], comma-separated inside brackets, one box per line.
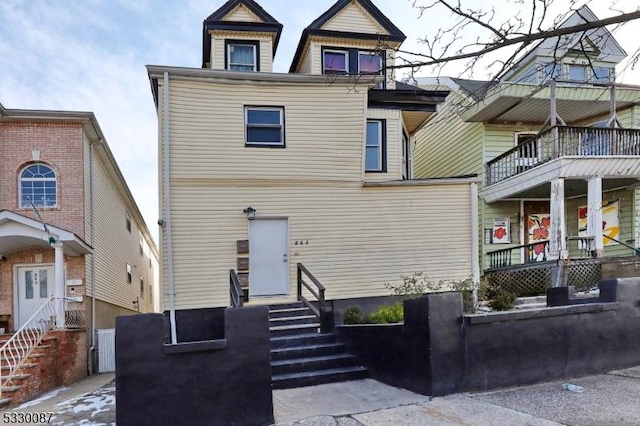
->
[53, 242, 65, 329]
[549, 178, 568, 260]
[587, 177, 604, 257]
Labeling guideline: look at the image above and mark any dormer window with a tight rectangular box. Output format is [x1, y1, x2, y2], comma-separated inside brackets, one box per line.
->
[568, 64, 587, 82]
[323, 50, 348, 74]
[592, 67, 612, 83]
[226, 40, 259, 72]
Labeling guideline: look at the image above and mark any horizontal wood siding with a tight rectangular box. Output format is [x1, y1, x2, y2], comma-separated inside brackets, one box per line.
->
[365, 108, 402, 182]
[210, 33, 273, 72]
[165, 79, 367, 181]
[413, 92, 484, 179]
[166, 182, 473, 309]
[321, 2, 388, 34]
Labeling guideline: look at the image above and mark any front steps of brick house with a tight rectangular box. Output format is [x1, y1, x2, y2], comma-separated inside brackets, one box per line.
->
[0, 333, 61, 407]
[269, 302, 367, 389]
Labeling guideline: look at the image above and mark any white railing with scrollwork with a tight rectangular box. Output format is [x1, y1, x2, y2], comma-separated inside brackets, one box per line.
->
[0, 297, 86, 398]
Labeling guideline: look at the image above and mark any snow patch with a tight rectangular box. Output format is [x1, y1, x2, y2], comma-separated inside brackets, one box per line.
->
[14, 386, 70, 409]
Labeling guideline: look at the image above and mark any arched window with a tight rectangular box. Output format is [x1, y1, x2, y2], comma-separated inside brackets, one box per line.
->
[19, 164, 57, 208]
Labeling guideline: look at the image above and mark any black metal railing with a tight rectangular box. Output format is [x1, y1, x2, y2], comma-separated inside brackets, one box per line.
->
[486, 126, 640, 185]
[488, 241, 550, 269]
[296, 263, 327, 332]
[604, 235, 640, 255]
[229, 269, 244, 308]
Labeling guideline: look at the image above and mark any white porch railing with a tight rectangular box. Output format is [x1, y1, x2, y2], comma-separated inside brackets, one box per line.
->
[0, 297, 86, 399]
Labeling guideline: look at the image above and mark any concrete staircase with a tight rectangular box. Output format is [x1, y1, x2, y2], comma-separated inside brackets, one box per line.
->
[0, 333, 59, 407]
[269, 302, 367, 389]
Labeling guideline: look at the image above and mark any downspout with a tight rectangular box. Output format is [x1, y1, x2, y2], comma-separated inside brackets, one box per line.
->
[163, 71, 178, 345]
[470, 182, 480, 308]
[88, 139, 100, 374]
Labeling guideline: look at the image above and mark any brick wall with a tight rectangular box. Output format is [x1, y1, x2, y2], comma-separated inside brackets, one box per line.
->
[0, 121, 86, 238]
[601, 256, 640, 279]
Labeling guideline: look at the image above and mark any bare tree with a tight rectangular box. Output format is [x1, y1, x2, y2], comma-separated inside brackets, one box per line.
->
[392, 0, 640, 83]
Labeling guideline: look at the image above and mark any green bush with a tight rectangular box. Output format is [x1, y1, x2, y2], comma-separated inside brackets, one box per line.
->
[343, 306, 364, 325]
[365, 303, 404, 324]
[489, 288, 517, 311]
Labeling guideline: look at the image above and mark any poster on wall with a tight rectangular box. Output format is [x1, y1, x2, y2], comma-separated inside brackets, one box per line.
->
[527, 214, 551, 262]
[492, 218, 510, 243]
[578, 199, 620, 246]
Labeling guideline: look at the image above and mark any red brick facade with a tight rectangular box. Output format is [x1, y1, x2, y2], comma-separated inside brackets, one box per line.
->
[0, 121, 86, 237]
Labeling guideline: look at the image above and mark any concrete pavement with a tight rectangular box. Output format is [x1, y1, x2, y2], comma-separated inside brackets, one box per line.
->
[2, 367, 640, 425]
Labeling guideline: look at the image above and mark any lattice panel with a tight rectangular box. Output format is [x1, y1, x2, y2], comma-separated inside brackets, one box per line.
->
[486, 265, 551, 297]
[566, 260, 601, 292]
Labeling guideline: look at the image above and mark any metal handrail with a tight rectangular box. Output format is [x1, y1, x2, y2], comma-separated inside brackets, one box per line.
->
[604, 235, 640, 255]
[297, 263, 326, 331]
[0, 296, 57, 398]
[229, 269, 244, 308]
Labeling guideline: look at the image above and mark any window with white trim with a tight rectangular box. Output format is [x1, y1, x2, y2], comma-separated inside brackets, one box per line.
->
[227, 41, 258, 72]
[245, 107, 285, 147]
[19, 164, 57, 208]
[365, 120, 386, 172]
[126, 263, 132, 284]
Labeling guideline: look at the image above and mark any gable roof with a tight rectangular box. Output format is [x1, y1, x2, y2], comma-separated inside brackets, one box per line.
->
[450, 78, 496, 102]
[502, 5, 627, 81]
[290, 0, 406, 72]
[202, 0, 283, 68]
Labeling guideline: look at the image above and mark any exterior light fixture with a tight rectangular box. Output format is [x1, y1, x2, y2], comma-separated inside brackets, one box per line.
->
[243, 207, 256, 220]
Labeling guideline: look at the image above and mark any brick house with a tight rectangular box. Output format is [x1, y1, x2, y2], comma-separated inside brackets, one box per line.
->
[0, 102, 159, 405]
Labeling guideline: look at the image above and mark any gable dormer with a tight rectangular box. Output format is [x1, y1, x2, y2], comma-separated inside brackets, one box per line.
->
[503, 5, 627, 85]
[289, 0, 405, 89]
[202, 0, 283, 72]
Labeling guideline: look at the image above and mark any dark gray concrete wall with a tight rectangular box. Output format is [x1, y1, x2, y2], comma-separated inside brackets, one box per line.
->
[116, 306, 273, 426]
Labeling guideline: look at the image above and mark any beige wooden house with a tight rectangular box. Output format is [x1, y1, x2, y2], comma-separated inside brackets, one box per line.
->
[413, 6, 640, 287]
[148, 0, 479, 312]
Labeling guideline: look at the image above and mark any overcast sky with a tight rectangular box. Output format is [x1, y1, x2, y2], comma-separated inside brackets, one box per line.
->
[1, 0, 639, 245]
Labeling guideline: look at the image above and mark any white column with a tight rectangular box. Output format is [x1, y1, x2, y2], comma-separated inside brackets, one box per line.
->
[588, 177, 604, 256]
[549, 178, 567, 260]
[53, 242, 65, 329]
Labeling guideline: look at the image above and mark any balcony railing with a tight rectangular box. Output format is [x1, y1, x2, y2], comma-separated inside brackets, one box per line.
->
[486, 126, 640, 185]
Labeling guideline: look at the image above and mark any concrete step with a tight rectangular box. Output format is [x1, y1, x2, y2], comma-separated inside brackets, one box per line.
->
[0, 398, 12, 408]
[271, 342, 346, 362]
[272, 366, 368, 389]
[270, 323, 320, 338]
[515, 296, 547, 306]
[272, 354, 358, 376]
[513, 303, 547, 310]
[268, 302, 304, 311]
[270, 333, 337, 350]
[269, 307, 314, 319]
[269, 315, 318, 328]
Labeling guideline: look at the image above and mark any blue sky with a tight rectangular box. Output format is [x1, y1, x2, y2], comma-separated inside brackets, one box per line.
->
[1, 0, 639, 244]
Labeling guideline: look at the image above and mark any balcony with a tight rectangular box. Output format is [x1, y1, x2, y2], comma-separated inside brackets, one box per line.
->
[486, 126, 640, 186]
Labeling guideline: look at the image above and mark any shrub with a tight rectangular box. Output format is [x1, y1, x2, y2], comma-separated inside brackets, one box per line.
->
[343, 306, 364, 325]
[365, 303, 404, 324]
[489, 288, 517, 311]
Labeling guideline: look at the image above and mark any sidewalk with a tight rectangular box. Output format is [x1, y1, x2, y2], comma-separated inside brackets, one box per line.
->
[2, 367, 640, 425]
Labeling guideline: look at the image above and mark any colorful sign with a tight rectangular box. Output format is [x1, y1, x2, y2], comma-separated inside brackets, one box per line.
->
[578, 199, 620, 246]
[527, 214, 551, 261]
[492, 218, 510, 244]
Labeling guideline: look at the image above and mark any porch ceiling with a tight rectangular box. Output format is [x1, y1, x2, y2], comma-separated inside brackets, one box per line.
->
[462, 84, 640, 124]
[480, 157, 640, 202]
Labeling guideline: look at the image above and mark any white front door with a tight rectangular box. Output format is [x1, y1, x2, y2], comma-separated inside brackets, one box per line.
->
[249, 219, 289, 296]
[17, 266, 54, 328]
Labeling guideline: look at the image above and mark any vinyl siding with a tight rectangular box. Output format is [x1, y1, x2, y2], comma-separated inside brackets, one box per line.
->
[484, 124, 539, 163]
[321, 1, 388, 34]
[210, 32, 273, 72]
[482, 200, 521, 270]
[91, 153, 156, 311]
[223, 4, 261, 22]
[165, 79, 367, 181]
[413, 91, 484, 179]
[166, 182, 473, 309]
[365, 108, 402, 181]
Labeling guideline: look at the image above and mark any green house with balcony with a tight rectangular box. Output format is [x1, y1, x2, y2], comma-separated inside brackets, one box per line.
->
[413, 5, 640, 293]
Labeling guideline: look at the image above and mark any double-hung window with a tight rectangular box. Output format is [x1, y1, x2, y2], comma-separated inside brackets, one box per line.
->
[245, 107, 285, 147]
[323, 50, 349, 74]
[227, 41, 258, 72]
[359, 52, 384, 88]
[365, 120, 386, 172]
